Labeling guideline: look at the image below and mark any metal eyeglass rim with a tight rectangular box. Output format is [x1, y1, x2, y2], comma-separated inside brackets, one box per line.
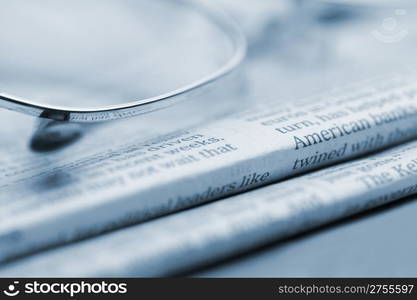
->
[0, 0, 247, 123]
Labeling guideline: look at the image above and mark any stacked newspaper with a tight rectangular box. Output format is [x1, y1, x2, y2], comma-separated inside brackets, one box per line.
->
[1, 69, 417, 275]
[3, 133, 417, 276]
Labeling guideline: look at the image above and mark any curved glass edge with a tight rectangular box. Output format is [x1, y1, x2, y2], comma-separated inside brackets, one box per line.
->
[0, 0, 247, 122]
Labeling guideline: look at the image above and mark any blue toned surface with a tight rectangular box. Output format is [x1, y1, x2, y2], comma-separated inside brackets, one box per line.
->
[195, 195, 417, 277]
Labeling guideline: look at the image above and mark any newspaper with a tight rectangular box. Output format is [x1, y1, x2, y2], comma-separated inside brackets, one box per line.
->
[3, 137, 417, 276]
[1, 71, 417, 264]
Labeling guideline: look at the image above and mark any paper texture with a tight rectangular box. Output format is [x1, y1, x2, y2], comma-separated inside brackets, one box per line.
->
[1, 71, 417, 263]
[3, 135, 417, 276]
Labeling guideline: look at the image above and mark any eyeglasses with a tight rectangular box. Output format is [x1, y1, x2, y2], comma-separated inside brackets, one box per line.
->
[0, 0, 246, 150]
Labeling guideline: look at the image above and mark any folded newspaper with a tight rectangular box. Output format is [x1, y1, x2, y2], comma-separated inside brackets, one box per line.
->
[1, 70, 417, 265]
[2, 135, 417, 276]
